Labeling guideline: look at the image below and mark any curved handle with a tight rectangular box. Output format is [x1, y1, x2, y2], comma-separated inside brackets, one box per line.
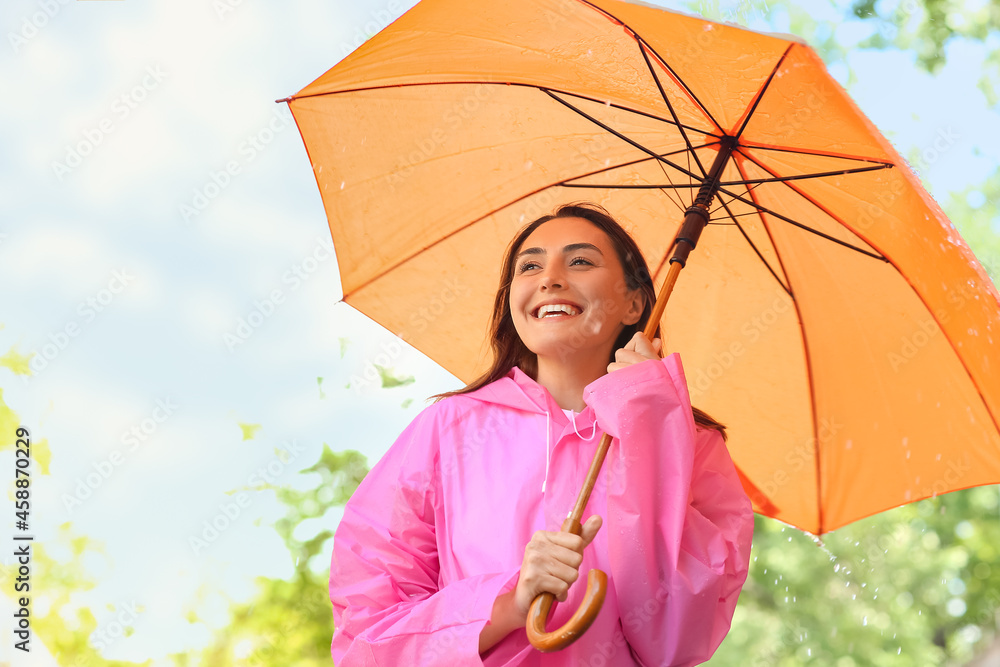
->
[526, 568, 608, 652]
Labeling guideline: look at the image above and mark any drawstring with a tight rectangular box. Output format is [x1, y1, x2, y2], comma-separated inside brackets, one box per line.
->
[569, 410, 599, 441]
[542, 409, 599, 494]
[542, 411, 551, 493]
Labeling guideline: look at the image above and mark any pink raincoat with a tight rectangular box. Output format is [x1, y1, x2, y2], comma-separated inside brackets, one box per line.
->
[330, 354, 753, 666]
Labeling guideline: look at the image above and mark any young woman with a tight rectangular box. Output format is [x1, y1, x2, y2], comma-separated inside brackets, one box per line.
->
[329, 203, 754, 666]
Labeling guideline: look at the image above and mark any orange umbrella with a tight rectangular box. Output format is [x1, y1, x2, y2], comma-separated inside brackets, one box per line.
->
[283, 0, 1000, 537]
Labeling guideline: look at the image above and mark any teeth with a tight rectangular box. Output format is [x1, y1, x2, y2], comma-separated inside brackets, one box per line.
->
[536, 304, 580, 318]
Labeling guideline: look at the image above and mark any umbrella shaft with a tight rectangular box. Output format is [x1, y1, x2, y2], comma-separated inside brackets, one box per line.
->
[670, 137, 736, 268]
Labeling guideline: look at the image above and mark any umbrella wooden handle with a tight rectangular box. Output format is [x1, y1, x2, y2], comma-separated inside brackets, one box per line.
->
[526, 518, 608, 652]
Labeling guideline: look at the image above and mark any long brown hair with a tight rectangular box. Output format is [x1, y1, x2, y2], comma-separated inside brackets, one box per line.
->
[435, 202, 726, 438]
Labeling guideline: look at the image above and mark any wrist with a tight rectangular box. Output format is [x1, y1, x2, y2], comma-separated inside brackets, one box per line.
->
[493, 589, 524, 632]
[480, 589, 524, 654]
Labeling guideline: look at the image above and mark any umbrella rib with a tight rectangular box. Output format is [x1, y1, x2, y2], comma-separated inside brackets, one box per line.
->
[741, 143, 895, 166]
[720, 164, 893, 185]
[636, 38, 708, 181]
[734, 44, 794, 140]
[561, 146, 711, 184]
[731, 156, 824, 533]
[561, 144, 721, 216]
[568, 164, 891, 189]
[576, 0, 723, 134]
[564, 183, 703, 190]
[543, 89, 704, 182]
[717, 198, 792, 296]
[633, 45, 700, 211]
[707, 210, 764, 221]
[715, 184, 888, 262]
[290, 81, 720, 139]
[711, 177, 793, 293]
[552, 88, 720, 139]
[559, 144, 729, 214]
[737, 148, 890, 260]
[709, 182, 766, 218]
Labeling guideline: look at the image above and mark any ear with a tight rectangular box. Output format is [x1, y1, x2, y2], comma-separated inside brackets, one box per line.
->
[622, 289, 644, 326]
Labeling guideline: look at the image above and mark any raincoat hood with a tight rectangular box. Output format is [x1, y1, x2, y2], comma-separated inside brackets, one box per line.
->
[462, 367, 555, 415]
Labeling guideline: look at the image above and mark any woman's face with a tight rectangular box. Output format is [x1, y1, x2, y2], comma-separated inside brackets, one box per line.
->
[509, 217, 643, 366]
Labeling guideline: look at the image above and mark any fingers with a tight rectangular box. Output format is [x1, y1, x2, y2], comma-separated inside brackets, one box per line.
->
[516, 534, 581, 608]
[608, 333, 662, 373]
[630, 332, 660, 358]
[580, 515, 603, 548]
[516, 522, 602, 608]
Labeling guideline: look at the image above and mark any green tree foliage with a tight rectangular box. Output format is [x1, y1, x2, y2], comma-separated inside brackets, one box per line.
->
[944, 171, 1000, 283]
[693, 0, 1000, 98]
[709, 486, 1000, 665]
[850, 0, 1000, 73]
[170, 446, 368, 666]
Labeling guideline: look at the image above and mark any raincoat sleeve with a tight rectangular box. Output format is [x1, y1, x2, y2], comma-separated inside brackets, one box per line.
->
[584, 353, 754, 667]
[329, 404, 520, 667]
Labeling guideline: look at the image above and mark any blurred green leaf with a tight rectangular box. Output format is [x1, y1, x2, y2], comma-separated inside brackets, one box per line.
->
[375, 364, 414, 388]
[238, 422, 262, 441]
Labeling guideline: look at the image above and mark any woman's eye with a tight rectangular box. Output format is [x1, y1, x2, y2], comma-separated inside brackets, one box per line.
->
[517, 261, 540, 273]
[570, 257, 593, 266]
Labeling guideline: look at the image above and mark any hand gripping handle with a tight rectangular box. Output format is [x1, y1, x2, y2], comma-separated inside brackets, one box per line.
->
[525, 518, 608, 652]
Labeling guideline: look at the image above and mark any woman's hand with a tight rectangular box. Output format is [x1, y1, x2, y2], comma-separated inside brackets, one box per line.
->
[608, 331, 662, 374]
[513, 515, 603, 614]
[479, 515, 603, 653]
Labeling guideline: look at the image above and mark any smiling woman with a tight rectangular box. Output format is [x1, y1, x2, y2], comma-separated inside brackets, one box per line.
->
[507, 217, 645, 411]
[327, 202, 753, 665]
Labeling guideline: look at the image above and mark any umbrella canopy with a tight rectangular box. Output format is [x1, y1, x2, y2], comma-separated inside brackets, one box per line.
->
[285, 0, 1000, 535]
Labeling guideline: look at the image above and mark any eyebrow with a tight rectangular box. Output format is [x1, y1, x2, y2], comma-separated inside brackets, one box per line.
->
[514, 242, 604, 261]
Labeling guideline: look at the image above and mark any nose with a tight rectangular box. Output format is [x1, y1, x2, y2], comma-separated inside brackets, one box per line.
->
[539, 263, 565, 290]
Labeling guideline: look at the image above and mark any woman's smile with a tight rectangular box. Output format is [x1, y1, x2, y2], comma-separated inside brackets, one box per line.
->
[532, 301, 583, 319]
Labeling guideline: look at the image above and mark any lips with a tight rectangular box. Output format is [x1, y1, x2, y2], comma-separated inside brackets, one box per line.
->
[532, 301, 582, 318]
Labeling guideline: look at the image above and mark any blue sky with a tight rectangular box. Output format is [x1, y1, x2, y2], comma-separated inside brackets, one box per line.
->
[0, 0, 997, 663]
